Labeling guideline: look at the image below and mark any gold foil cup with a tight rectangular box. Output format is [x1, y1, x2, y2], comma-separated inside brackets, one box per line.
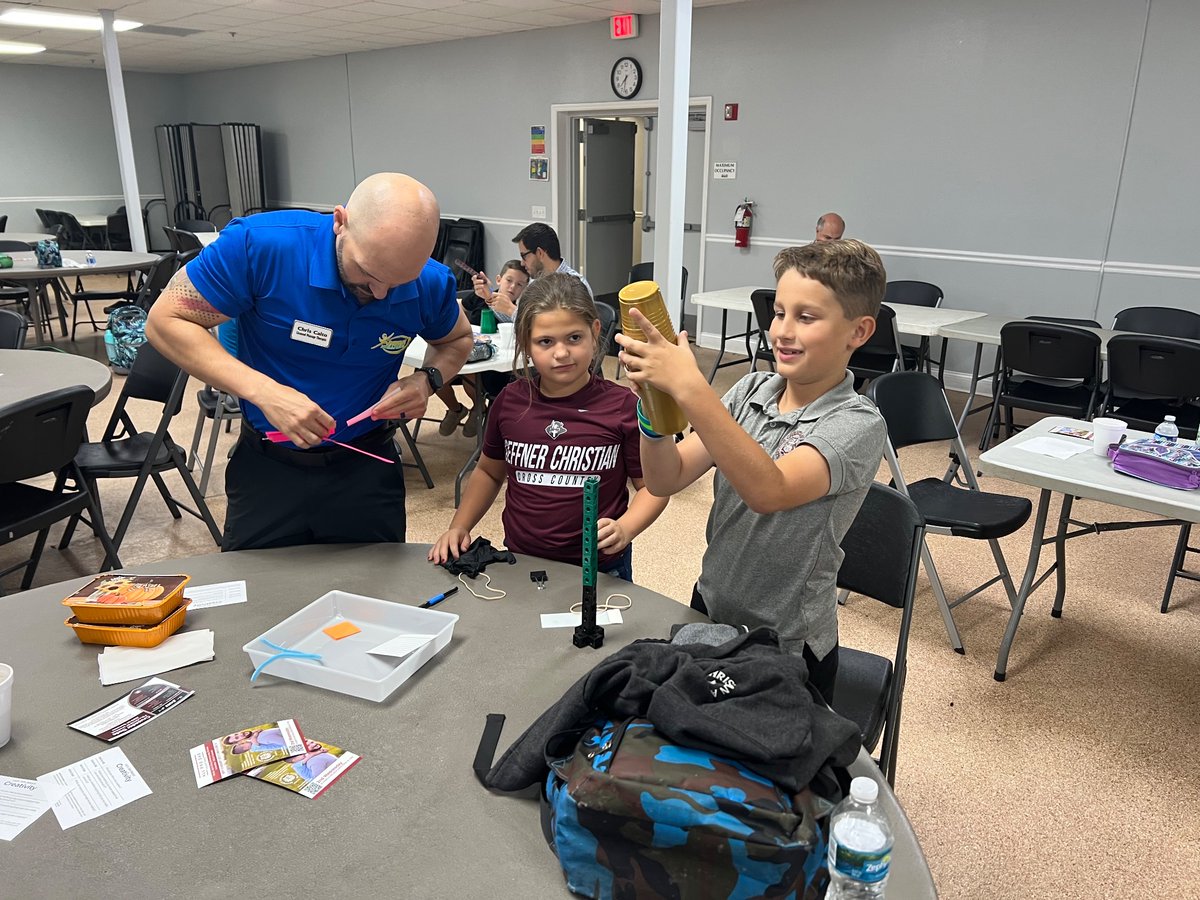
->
[618, 280, 689, 435]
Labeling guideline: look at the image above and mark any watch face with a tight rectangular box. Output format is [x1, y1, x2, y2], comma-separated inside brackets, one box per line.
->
[611, 57, 641, 99]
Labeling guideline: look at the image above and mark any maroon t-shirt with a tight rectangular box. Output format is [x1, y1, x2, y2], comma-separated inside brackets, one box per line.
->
[482, 375, 643, 568]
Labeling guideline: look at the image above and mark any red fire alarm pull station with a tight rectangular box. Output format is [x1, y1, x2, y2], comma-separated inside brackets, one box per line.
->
[611, 14, 638, 39]
[724, 103, 739, 121]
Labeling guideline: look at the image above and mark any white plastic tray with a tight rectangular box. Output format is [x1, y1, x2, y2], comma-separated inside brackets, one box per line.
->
[242, 590, 458, 702]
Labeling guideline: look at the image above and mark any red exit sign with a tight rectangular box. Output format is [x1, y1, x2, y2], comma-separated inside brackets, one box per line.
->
[611, 14, 639, 40]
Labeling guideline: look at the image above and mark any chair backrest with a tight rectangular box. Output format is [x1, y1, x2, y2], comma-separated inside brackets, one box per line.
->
[837, 482, 925, 610]
[162, 226, 184, 252]
[35, 208, 57, 230]
[135, 253, 180, 308]
[120, 340, 189, 412]
[1113, 306, 1200, 340]
[1028, 315, 1102, 328]
[56, 211, 90, 250]
[0, 385, 94, 483]
[627, 262, 690, 301]
[176, 219, 217, 233]
[593, 300, 618, 374]
[0, 214, 6, 232]
[0, 239, 32, 252]
[883, 280, 942, 308]
[858, 302, 900, 355]
[868, 370, 961, 448]
[0, 308, 26, 349]
[106, 213, 133, 251]
[999, 321, 1101, 380]
[1107, 334, 1200, 400]
[750, 289, 776, 334]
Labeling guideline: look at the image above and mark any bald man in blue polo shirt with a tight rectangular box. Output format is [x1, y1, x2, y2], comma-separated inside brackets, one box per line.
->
[147, 173, 473, 550]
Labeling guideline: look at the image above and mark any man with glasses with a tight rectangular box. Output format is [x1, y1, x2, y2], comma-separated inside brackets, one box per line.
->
[473, 223, 592, 302]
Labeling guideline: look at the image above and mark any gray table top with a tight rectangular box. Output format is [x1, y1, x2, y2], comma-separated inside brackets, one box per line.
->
[0, 544, 935, 898]
[0, 249, 160, 281]
[0, 348, 112, 406]
[1, 232, 52, 245]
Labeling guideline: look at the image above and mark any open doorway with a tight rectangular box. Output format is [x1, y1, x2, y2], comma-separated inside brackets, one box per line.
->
[551, 98, 711, 334]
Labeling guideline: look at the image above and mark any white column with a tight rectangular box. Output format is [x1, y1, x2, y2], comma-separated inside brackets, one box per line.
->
[100, 9, 147, 252]
[653, 0, 693, 330]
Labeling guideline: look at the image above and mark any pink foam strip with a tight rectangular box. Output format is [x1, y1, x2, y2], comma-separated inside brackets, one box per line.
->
[345, 409, 374, 427]
[323, 438, 395, 463]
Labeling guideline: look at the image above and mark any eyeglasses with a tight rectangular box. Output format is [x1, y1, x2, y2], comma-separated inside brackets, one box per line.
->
[519, 248, 536, 260]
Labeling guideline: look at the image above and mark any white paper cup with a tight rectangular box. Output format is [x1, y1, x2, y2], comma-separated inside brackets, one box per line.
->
[1092, 418, 1127, 457]
[0, 663, 12, 749]
[496, 322, 514, 351]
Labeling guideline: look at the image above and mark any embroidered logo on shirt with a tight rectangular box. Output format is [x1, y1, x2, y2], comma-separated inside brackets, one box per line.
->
[775, 428, 807, 459]
[372, 332, 411, 355]
[707, 669, 737, 699]
[545, 420, 567, 440]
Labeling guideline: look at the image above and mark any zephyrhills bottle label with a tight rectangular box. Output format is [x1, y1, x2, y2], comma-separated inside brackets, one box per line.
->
[833, 843, 891, 883]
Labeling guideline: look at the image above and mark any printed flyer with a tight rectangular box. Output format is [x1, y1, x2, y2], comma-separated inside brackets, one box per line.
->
[190, 719, 306, 787]
[68, 678, 193, 742]
[243, 739, 361, 799]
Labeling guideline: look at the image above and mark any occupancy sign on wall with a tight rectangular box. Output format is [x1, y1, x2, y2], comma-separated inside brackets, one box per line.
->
[713, 162, 737, 180]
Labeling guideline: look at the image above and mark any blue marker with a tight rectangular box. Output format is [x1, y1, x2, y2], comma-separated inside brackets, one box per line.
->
[419, 586, 459, 609]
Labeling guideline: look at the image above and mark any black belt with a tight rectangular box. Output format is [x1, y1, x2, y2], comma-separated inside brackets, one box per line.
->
[240, 421, 398, 467]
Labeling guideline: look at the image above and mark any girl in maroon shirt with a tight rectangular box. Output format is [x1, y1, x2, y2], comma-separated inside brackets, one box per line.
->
[429, 273, 667, 581]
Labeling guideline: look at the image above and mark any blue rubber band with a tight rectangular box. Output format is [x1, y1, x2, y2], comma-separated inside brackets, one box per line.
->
[251, 639, 323, 682]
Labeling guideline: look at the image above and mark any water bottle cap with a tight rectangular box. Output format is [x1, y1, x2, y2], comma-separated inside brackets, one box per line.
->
[1165, 415, 1176, 422]
[849, 776, 879, 803]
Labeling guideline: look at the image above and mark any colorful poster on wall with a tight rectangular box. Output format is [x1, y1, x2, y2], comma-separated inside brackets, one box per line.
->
[529, 157, 549, 181]
[531, 126, 546, 154]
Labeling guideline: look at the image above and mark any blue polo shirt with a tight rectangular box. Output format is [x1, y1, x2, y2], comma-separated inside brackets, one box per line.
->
[188, 211, 459, 441]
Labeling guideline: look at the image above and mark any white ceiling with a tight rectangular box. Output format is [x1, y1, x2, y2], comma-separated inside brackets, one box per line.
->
[0, 0, 755, 74]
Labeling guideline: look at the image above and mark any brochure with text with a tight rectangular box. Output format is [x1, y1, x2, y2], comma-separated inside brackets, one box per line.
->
[68, 678, 193, 742]
[190, 719, 306, 787]
[243, 739, 361, 799]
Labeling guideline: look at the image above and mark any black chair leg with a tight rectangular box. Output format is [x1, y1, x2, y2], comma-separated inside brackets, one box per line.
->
[170, 450, 223, 545]
[1162, 523, 1193, 613]
[108, 466, 157, 553]
[152, 471, 183, 519]
[58, 510, 82, 550]
[18, 528, 52, 590]
[87, 489, 123, 572]
[398, 422, 434, 490]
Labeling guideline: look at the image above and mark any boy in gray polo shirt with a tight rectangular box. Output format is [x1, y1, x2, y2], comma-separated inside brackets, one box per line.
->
[615, 240, 887, 701]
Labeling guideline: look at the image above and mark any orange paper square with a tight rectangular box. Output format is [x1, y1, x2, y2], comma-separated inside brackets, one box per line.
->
[323, 621, 361, 640]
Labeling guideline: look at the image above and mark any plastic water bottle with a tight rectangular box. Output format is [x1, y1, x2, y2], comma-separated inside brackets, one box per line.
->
[1155, 415, 1179, 444]
[85, 249, 97, 266]
[827, 776, 892, 898]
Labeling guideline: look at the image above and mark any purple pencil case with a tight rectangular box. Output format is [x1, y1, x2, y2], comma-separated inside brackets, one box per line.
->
[1108, 437, 1200, 490]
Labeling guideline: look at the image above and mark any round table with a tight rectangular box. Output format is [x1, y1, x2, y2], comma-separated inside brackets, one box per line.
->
[1, 232, 53, 245]
[0, 545, 936, 898]
[0, 348, 112, 406]
[0, 249, 161, 345]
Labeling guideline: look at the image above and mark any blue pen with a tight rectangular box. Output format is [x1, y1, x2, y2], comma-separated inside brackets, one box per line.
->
[419, 586, 459, 609]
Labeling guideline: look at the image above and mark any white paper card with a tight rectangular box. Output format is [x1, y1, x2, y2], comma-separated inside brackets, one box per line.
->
[38, 748, 152, 830]
[1016, 436, 1092, 459]
[540, 609, 624, 629]
[98, 630, 215, 686]
[366, 634, 437, 658]
[0, 777, 56, 841]
[183, 580, 248, 609]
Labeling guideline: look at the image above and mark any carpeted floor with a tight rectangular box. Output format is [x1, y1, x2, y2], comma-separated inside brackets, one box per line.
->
[4, 322, 1198, 899]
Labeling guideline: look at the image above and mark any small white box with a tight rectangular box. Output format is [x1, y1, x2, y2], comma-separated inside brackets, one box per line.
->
[243, 591, 458, 702]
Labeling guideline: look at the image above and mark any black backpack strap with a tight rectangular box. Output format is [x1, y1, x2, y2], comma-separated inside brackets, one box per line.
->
[473, 713, 507, 786]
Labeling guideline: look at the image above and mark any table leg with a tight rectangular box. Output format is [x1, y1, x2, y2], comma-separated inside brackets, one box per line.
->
[994, 488, 1052, 682]
[1050, 494, 1074, 617]
[29, 280, 48, 345]
[955, 344, 983, 435]
[706, 309, 728, 383]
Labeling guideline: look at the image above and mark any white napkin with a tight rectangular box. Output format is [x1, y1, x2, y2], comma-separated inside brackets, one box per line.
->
[97, 629, 215, 686]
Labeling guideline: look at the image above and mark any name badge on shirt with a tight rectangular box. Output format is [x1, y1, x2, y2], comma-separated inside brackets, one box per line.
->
[290, 319, 332, 348]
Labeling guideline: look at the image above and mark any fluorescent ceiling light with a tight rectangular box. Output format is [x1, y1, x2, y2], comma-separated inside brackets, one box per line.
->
[0, 38, 44, 53]
[0, 9, 142, 31]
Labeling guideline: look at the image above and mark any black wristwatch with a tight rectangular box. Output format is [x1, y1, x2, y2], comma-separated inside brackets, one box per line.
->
[416, 366, 443, 392]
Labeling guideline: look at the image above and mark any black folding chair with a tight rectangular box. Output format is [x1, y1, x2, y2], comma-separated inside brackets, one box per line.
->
[0, 386, 121, 594]
[1113, 306, 1200, 340]
[68, 252, 178, 340]
[869, 371, 1033, 653]
[593, 300, 618, 375]
[60, 342, 222, 557]
[175, 219, 217, 234]
[0, 308, 25, 348]
[983, 321, 1101, 451]
[749, 288, 776, 372]
[849, 304, 904, 388]
[831, 483, 924, 786]
[884, 280, 943, 375]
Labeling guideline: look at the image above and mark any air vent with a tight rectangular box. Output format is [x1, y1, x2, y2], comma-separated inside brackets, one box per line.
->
[139, 25, 202, 36]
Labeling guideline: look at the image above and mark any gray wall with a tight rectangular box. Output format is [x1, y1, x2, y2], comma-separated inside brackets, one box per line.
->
[0, 64, 182, 231]
[4, 0, 1196, 382]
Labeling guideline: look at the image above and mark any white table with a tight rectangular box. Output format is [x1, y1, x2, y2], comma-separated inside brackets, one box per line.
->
[2, 232, 52, 245]
[194, 231, 219, 246]
[978, 416, 1200, 680]
[74, 214, 109, 229]
[0, 348, 112, 406]
[690, 284, 985, 381]
[0, 249, 161, 344]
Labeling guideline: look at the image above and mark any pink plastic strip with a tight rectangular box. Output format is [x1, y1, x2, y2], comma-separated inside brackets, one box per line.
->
[322, 439, 394, 463]
[345, 409, 374, 427]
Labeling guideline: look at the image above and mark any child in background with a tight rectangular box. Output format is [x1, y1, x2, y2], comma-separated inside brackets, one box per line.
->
[429, 273, 666, 581]
[439, 259, 530, 437]
[615, 240, 888, 701]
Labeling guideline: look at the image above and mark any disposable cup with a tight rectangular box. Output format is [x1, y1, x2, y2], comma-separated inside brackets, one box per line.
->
[0, 663, 12, 749]
[496, 322, 514, 351]
[480, 308, 498, 334]
[1092, 418, 1127, 457]
[618, 281, 689, 435]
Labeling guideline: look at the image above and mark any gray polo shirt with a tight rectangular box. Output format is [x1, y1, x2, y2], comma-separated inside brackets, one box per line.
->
[696, 371, 886, 660]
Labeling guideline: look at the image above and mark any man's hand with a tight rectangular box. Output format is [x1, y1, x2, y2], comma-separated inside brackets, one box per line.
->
[615, 308, 706, 400]
[256, 384, 336, 448]
[472, 272, 494, 303]
[369, 372, 433, 422]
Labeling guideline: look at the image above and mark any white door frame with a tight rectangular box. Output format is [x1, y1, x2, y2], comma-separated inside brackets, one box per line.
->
[548, 97, 712, 300]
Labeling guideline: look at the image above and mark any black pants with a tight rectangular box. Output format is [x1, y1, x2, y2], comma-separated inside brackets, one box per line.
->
[690, 584, 839, 703]
[223, 426, 407, 552]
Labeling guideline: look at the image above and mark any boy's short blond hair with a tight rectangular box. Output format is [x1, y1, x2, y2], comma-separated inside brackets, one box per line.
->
[772, 240, 886, 320]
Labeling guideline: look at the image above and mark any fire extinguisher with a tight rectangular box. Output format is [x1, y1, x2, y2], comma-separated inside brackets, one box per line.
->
[734, 200, 754, 248]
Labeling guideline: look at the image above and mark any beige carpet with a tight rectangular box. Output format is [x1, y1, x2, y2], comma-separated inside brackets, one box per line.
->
[5, 324, 1198, 899]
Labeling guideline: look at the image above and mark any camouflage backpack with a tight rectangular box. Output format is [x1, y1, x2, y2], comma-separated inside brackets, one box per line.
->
[541, 718, 832, 900]
[104, 303, 148, 373]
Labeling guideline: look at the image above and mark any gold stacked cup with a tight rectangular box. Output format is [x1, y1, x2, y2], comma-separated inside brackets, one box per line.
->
[618, 280, 689, 435]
